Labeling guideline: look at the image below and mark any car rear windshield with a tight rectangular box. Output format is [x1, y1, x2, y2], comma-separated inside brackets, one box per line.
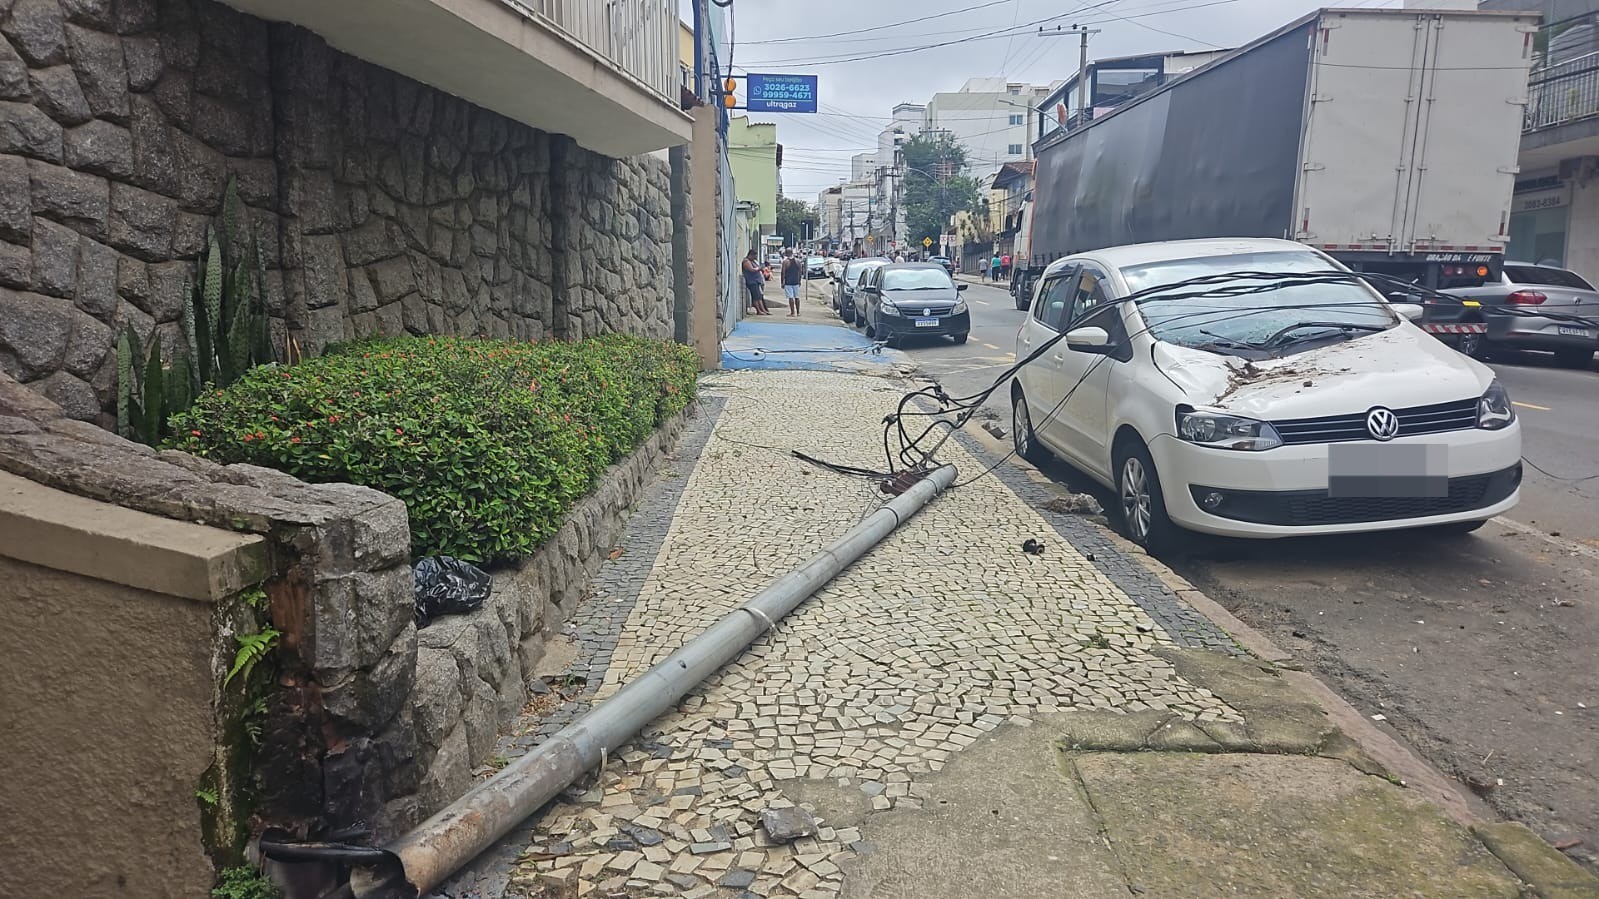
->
[844, 259, 886, 278]
[1505, 264, 1595, 290]
[1120, 250, 1395, 350]
[881, 269, 953, 290]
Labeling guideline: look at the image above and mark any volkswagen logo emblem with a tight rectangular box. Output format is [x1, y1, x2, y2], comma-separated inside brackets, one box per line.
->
[1366, 407, 1400, 441]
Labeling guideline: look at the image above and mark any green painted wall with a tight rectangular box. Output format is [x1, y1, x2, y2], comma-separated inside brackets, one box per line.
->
[727, 116, 778, 237]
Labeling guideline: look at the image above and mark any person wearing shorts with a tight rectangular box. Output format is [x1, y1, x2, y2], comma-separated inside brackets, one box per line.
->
[780, 249, 802, 316]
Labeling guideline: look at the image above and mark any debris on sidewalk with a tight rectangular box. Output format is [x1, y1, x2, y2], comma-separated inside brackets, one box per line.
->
[760, 806, 818, 843]
[1021, 538, 1046, 556]
[981, 420, 1007, 439]
[1044, 493, 1105, 516]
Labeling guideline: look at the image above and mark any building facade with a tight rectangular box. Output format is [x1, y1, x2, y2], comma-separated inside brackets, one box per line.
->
[924, 78, 1056, 179]
[1480, 1, 1599, 275]
[726, 115, 778, 249]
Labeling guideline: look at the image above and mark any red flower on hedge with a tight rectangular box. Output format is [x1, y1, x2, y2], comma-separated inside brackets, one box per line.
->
[395, 427, 404, 435]
[290, 436, 302, 444]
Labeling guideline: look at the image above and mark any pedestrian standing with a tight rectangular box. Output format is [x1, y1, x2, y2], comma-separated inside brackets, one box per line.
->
[990, 253, 1002, 282]
[1001, 252, 1012, 279]
[781, 249, 803, 317]
[743, 248, 772, 316]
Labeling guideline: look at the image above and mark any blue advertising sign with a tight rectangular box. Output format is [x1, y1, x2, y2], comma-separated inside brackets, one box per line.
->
[746, 74, 818, 114]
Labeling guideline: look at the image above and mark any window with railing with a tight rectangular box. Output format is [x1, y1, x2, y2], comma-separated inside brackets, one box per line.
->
[1526, 12, 1599, 132]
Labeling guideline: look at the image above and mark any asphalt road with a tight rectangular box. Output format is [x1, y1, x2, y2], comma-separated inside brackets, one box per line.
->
[906, 275, 1599, 871]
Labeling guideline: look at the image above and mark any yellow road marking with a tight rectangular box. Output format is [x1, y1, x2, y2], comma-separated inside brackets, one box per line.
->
[1513, 401, 1550, 411]
[981, 342, 1001, 350]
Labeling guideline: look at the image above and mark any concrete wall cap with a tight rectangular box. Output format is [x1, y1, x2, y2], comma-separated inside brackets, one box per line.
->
[0, 468, 267, 602]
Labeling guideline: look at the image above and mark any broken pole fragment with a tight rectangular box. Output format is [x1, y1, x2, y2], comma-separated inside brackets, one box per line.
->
[345, 464, 960, 897]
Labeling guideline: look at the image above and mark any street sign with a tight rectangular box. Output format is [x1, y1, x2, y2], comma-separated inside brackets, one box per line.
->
[922, 237, 932, 247]
[746, 74, 819, 114]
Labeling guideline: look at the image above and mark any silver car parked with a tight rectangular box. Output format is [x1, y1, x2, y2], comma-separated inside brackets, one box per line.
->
[1448, 262, 1598, 368]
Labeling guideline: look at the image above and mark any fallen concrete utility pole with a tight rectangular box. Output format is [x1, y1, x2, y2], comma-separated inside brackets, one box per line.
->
[346, 463, 959, 897]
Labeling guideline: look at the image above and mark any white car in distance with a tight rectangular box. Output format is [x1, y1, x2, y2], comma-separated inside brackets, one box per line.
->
[1010, 238, 1522, 550]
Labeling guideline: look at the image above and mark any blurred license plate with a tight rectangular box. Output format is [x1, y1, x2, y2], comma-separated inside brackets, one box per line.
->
[1557, 325, 1590, 337]
[1327, 444, 1447, 498]
[914, 317, 939, 328]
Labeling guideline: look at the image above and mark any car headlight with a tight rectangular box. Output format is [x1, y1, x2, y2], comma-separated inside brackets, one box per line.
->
[953, 300, 968, 314]
[879, 302, 901, 316]
[1477, 380, 1515, 430]
[1175, 409, 1284, 451]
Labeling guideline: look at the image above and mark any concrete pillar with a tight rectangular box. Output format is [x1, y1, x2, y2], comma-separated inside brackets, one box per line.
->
[688, 106, 722, 370]
[670, 143, 692, 346]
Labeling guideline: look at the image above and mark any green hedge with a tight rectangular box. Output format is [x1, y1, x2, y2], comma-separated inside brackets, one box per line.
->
[170, 335, 698, 562]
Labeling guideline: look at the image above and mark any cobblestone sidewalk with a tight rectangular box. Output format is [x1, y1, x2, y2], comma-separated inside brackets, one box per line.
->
[440, 370, 1245, 899]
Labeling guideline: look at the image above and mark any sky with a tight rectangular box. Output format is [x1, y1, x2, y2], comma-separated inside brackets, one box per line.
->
[722, 0, 1409, 202]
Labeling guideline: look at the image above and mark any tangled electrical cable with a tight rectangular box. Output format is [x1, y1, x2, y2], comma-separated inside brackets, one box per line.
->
[873, 268, 1599, 487]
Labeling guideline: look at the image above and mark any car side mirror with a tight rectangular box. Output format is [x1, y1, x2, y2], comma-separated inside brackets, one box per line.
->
[1390, 302, 1425, 322]
[1065, 326, 1112, 352]
[956, 283, 968, 292]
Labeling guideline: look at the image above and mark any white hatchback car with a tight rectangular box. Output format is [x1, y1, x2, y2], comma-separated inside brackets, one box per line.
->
[1011, 238, 1522, 550]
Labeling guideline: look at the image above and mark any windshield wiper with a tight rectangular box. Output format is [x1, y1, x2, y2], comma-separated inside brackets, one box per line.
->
[1195, 328, 1253, 349]
[892, 286, 948, 291]
[1256, 320, 1386, 349]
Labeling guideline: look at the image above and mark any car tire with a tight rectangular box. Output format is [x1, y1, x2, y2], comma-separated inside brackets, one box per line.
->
[864, 321, 876, 339]
[951, 332, 969, 345]
[1553, 347, 1594, 369]
[1114, 439, 1183, 553]
[1011, 386, 1050, 466]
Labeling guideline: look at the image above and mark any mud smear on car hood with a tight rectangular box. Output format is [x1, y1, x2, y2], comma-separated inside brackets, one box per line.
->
[1152, 328, 1490, 419]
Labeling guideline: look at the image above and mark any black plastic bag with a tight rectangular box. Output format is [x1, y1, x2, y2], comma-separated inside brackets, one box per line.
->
[413, 556, 491, 628]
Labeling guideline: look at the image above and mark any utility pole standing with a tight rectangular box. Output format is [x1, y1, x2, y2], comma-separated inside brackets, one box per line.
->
[1039, 24, 1101, 125]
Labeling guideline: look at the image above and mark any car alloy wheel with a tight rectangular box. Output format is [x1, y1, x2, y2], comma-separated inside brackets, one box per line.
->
[1011, 389, 1048, 464]
[1120, 455, 1153, 543]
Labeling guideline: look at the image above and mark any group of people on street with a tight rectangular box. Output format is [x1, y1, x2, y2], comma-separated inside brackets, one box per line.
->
[742, 248, 804, 317]
[980, 252, 1013, 282]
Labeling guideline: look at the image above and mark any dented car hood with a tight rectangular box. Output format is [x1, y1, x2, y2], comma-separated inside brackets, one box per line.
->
[1151, 325, 1495, 419]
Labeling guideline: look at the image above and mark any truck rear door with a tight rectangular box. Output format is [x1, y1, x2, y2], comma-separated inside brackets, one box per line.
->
[1294, 10, 1535, 256]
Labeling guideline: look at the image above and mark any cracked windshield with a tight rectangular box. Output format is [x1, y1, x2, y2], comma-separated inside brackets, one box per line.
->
[4, 1, 1597, 898]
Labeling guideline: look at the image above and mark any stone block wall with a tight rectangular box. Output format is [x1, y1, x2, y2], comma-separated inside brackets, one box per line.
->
[0, 367, 694, 847]
[0, 370, 420, 839]
[0, 0, 679, 424]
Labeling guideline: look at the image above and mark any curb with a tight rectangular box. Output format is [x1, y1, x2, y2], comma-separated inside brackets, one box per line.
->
[957, 418, 1487, 824]
[1472, 822, 1599, 898]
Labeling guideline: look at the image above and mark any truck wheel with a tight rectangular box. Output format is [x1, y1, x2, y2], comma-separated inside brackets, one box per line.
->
[1456, 331, 1490, 360]
[1013, 286, 1030, 311]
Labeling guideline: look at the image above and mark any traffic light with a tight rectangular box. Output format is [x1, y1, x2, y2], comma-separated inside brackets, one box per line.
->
[722, 77, 737, 109]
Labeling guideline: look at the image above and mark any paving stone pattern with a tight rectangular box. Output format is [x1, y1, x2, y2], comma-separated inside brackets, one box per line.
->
[942, 425, 1243, 655]
[443, 371, 1244, 899]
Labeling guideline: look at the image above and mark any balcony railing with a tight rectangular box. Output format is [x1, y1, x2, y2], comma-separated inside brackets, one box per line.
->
[521, 0, 680, 102]
[1526, 59, 1599, 133]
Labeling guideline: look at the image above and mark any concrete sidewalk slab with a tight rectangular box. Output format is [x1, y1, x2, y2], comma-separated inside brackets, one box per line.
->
[1072, 752, 1521, 899]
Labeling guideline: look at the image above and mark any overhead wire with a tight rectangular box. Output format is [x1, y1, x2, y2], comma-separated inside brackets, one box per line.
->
[867, 270, 1599, 487]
